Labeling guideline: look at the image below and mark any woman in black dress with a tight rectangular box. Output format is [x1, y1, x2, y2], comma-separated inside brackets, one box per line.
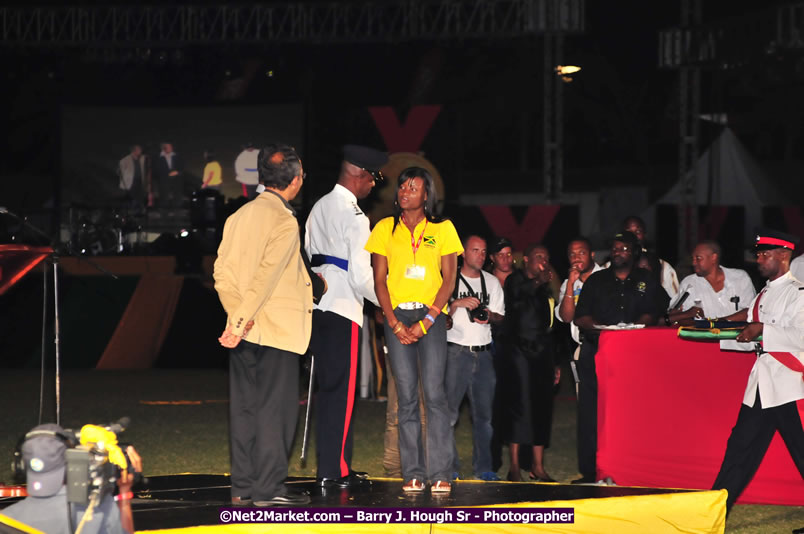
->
[502, 244, 559, 482]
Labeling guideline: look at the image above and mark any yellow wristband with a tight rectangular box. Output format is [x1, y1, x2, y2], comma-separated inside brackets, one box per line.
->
[419, 320, 428, 334]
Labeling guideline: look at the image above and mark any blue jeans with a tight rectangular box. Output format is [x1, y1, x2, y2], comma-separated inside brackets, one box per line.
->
[384, 307, 453, 483]
[445, 343, 496, 475]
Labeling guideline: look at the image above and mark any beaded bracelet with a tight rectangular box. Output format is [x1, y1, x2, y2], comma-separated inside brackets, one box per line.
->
[419, 320, 428, 334]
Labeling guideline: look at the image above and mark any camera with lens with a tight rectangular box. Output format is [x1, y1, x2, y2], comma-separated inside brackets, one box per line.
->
[10, 417, 138, 534]
[468, 305, 489, 323]
[64, 417, 137, 506]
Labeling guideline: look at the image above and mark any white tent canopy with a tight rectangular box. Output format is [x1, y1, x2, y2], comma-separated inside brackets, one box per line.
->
[658, 127, 784, 240]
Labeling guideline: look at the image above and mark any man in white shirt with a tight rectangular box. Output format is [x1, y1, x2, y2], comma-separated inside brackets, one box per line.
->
[304, 144, 386, 488]
[234, 143, 260, 199]
[445, 235, 505, 481]
[791, 254, 804, 281]
[712, 229, 804, 512]
[666, 240, 756, 326]
[556, 237, 604, 345]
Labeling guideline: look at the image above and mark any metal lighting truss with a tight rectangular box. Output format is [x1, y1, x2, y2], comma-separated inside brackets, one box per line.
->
[0, 1, 583, 46]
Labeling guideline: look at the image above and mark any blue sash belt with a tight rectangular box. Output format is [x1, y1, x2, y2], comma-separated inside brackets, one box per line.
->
[310, 254, 348, 271]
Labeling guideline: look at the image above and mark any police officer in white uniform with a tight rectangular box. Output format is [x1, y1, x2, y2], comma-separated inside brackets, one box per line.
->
[304, 144, 387, 488]
[713, 229, 804, 512]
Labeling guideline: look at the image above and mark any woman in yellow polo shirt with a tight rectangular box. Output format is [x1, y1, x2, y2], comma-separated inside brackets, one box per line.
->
[201, 149, 223, 190]
[365, 167, 463, 495]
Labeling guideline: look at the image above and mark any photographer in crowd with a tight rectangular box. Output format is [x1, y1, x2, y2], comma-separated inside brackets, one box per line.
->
[1, 423, 142, 534]
[445, 235, 505, 481]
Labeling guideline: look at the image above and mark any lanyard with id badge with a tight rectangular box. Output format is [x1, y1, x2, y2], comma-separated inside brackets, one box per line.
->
[404, 216, 428, 281]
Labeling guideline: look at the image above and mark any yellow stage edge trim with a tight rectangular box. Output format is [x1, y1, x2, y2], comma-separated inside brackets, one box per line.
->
[136, 489, 726, 534]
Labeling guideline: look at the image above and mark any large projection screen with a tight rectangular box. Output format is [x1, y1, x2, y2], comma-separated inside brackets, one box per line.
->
[61, 104, 303, 207]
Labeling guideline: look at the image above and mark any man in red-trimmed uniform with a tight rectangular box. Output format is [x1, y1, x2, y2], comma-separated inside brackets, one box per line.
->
[304, 145, 387, 488]
[713, 228, 804, 512]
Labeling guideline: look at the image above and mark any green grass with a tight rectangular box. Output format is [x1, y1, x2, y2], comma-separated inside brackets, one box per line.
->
[0, 368, 801, 532]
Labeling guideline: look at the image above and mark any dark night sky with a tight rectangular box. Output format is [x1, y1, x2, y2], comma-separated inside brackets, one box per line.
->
[0, 0, 801, 212]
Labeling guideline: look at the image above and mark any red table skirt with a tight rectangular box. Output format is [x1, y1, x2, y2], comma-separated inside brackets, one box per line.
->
[595, 327, 804, 506]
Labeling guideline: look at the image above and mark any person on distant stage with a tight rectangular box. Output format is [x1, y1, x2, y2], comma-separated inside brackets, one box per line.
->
[118, 144, 148, 212]
[0, 424, 142, 534]
[445, 234, 505, 481]
[153, 142, 184, 209]
[366, 166, 462, 495]
[234, 142, 260, 199]
[213, 144, 315, 507]
[666, 240, 756, 326]
[572, 231, 662, 484]
[304, 144, 387, 488]
[712, 229, 804, 512]
[200, 149, 223, 191]
[622, 215, 680, 300]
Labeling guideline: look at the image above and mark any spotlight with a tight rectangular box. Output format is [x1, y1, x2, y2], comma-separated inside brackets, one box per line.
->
[555, 65, 581, 75]
[179, 229, 190, 238]
[555, 65, 581, 83]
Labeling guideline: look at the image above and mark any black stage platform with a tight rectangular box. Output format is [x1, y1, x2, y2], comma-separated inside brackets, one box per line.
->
[0, 474, 728, 533]
[122, 474, 695, 530]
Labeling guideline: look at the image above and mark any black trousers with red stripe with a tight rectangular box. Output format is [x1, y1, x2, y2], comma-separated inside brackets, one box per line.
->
[712, 391, 804, 511]
[310, 310, 361, 479]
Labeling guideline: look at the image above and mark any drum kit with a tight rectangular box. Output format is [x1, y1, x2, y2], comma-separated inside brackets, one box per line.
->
[66, 203, 148, 256]
[66, 188, 224, 256]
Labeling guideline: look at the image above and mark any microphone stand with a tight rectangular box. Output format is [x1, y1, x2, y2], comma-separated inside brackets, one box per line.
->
[2, 208, 117, 425]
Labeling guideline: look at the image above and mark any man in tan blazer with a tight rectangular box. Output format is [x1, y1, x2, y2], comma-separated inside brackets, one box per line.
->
[214, 143, 314, 507]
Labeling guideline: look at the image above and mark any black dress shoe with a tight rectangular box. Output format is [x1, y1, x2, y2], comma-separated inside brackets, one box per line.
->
[570, 476, 596, 484]
[318, 473, 371, 488]
[253, 490, 311, 507]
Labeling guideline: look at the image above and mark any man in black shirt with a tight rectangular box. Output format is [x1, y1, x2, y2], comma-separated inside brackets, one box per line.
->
[572, 231, 662, 483]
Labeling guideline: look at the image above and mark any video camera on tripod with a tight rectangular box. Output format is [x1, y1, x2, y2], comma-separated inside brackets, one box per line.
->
[12, 417, 137, 506]
[64, 417, 137, 506]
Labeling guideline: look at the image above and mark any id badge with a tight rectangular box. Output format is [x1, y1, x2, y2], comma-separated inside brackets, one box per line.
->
[404, 264, 426, 280]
